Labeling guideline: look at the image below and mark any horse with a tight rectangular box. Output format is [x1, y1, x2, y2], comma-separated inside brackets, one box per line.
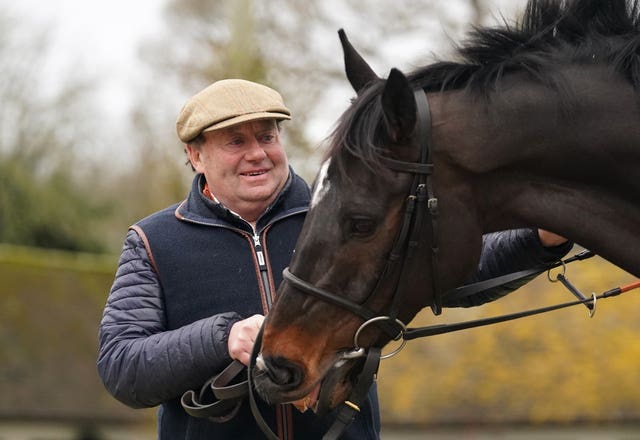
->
[253, 0, 640, 415]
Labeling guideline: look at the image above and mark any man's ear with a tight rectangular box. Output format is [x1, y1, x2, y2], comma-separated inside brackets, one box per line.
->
[185, 144, 202, 172]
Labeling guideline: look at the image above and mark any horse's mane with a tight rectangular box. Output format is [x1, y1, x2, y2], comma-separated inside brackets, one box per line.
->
[328, 0, 640, 172]
[413, 0, 640, 93]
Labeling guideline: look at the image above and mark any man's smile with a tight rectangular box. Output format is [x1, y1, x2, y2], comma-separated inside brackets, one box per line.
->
[241, 169, 269, 177]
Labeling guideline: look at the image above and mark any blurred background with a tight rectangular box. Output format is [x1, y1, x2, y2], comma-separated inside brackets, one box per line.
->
[1, 0, 639, 438]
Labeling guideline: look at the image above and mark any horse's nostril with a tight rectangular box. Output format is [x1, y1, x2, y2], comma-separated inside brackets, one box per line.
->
[263, 356, 303, 389]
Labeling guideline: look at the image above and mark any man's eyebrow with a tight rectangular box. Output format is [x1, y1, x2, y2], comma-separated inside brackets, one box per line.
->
[223, 122, 276, 136]
[222, 127, 243, 136]
[256, 121, 278, 131]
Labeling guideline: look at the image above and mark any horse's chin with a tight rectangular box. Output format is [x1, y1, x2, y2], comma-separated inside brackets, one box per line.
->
[313, 357, 360, 414]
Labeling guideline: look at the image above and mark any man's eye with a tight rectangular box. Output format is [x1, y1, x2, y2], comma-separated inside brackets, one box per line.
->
[226, 138, 243, 146]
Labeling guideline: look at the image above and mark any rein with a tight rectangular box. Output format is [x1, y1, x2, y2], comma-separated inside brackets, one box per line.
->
[180, 250, 640, 437]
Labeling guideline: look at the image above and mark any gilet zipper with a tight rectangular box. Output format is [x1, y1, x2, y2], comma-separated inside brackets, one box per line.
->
[253, 232, 273, 310]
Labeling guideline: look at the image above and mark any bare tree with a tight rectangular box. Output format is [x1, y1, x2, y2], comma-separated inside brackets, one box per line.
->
[0, 10, 109, 251]
[130, 0, 530, 183]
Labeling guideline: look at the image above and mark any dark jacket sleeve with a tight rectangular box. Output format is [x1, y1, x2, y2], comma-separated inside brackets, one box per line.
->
[444, 228, 573, 308]
[97, 229, 242, 408]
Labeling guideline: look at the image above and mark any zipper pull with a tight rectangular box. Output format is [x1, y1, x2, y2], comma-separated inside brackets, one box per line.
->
[253, 234, 266, 267]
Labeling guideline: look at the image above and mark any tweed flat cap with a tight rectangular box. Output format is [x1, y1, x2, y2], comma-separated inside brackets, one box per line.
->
[176, 79, 291, 143]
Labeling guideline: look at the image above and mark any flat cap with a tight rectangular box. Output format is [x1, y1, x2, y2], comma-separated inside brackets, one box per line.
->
[176, 79, 291, 143]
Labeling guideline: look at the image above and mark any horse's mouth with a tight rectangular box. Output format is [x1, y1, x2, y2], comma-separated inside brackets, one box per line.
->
[253, 354, 363, 414]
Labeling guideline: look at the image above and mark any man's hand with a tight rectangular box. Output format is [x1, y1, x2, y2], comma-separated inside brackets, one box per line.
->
[538, 229, 568, 247]
[228, 314, 265, 366]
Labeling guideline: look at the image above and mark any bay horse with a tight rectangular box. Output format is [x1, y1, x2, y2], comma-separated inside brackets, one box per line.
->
[255, 0, 640, 415]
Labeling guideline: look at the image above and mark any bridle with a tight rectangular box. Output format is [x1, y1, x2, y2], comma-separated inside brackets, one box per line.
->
[279, 87, 640, 354]
[283, 87, 442, 328]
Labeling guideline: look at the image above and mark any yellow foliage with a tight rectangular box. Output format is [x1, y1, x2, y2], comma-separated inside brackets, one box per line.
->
[378, 255, 640, 425]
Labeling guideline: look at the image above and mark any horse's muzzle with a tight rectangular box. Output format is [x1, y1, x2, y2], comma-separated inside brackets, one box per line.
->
[255, 354, 304, 391]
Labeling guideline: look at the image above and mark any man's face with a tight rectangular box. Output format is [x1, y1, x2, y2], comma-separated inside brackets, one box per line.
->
[187, 119, 289, 222]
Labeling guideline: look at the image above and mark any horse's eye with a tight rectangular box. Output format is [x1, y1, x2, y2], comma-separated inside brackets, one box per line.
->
[349, 217, 376, 238]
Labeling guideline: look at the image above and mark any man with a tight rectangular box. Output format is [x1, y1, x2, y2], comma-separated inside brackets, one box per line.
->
[97, 79, 571, 439]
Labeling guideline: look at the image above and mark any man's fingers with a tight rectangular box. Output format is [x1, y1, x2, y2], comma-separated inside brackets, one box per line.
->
[228, 314, 265, 364]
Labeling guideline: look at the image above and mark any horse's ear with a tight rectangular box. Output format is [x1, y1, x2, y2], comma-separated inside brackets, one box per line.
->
[339, 29, 379, 94]
[381, 68, 416, 143]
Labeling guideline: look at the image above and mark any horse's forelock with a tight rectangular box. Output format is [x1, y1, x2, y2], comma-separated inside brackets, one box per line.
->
[326, 81, 390, 181]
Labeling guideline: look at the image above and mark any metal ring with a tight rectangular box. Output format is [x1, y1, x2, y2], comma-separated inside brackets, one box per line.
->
[547, 260, 566, 282]
[589, 293, 597, 318]
[353, 316, 408, 360]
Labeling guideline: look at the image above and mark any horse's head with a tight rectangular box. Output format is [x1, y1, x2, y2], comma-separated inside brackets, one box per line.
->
[253, 0, 640, 417]
[253, 31, 478, 411]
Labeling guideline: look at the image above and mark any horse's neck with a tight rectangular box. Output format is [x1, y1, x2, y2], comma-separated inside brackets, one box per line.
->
[435, 68, 639, 174]
[431, 70, 640, 277]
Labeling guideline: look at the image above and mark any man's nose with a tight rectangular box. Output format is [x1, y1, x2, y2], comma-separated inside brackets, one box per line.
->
[245, 138, 267, 160]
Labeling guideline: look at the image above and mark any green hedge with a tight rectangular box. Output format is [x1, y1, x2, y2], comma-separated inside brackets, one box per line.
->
[0, 244, 153, 424]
